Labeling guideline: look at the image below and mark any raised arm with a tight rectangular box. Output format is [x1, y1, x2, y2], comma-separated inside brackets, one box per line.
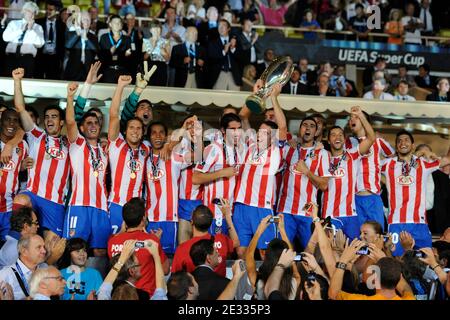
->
[264, 248, 296, 299]
[66, 82, 80, 144]
[75, 62, 103, 122]
[217, 260, 246, 300]
[352, 106, 375, 155]
[109, 75, 133, 141]
[219, 199, 240, 248]
[12, 68, 34, 132]
[145, 240, 167, 294]
[270, 83, 287, 141]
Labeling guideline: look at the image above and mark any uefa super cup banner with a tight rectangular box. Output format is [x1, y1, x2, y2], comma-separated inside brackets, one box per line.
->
[258, 34, 450, 71]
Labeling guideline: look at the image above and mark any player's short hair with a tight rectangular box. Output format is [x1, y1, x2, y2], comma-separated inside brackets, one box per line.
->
[79, 111, 100, 126]
[10, 207, 34, 232]
[167, 271, 195, 300]
[44, 105, 65, 120]
[137, 99, 152, 109]
[192, 205, 213, 232]
[300, 116, 317, 128]
[123, 198, 145, 228]
[126, 117, 144, 131]
[190, 239, 215, 267]
[376, 258, 402, 290]
[220, 113, 241, 130]
[261, 120, 278, 130]
[327, 125, 344, 138]
[396, 129, 414, 144]
[1, 108, 19, 123]
[147, 121, 168, 139]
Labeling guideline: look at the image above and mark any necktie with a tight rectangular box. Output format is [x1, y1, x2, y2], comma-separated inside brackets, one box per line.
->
[189, 44, 195, 72]
[403, 96, 406, 101]
[291, 83, 296, 94]
[223, 39, 230, 72]
[48, 22, 54, 42]
[16, 25, 27, 55]
[423, 9, 428, 31]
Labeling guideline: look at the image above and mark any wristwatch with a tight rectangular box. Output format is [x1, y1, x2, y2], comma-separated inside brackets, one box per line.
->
[336, 261, 347, 270]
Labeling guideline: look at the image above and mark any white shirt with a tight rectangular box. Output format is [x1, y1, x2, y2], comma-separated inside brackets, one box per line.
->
[3, 19, 45, 57]
[401, 16, 422, 44]
[0, 234, 19, 268]
[290, 81, 298, 94]
[420, 8, 433, 32]
[43, 18, 57, 54]
[8, 0, 26, 20]
[394, 94, 416, 101]
[0, 259, 39, 300]
[243, 32, 256, 63]
[187, 4, 206, 20]
[161, 23, 186, 51]
[33, 293, 51, 300]
[363, 91, 394, 100]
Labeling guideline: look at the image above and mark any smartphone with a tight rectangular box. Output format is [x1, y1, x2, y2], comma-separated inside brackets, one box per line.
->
[413, 250, 426, 258]
[306, 272, 316, 287]
[239, 260, 246, 272]
[269, 216, 280, 223]
[356, 246, 370, 255]
[212, 198, 221, 205]
[293, 254, 304, 262]
[135, 241, 145, 248]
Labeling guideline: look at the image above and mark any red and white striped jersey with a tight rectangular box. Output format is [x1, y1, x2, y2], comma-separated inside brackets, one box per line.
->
[179, 166, 204, 200]
[0, 141, 28, 212]
[346, 137, 394, 195]
[25, 126, 70, 204]
[381, 156, 439, 224]
[277, 145, 331, 216]
[145, 152, 189, 222]
[108, 134, 150, 206]
[322, 148, 360, 218]
[69, 134, 108, 211]
[194, 141, 245, 217]
[234, 143, 283, 209]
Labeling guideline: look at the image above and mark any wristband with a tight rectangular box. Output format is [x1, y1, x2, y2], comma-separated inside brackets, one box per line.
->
[432, 264, 441, 271]
[80, 83, 92, 98]
[312, 217, 321, 223]
[335, 262, 347, 270]
[275, 263, 286, 270]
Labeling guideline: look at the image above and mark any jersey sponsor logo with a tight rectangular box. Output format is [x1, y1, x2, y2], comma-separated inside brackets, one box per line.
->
[332, 167, 346, 178]
[148, 169, 165, 181]
[396, 175, 414, 185]
[2, 160, 16, 171]
[126, 159, 143, 171]
[46, 147, 66, 160]
[247, 156, 265, 166]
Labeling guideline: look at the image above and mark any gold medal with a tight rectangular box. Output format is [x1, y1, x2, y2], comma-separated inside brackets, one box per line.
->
[93, 171, 99, 178]
[130, 172, 136, 179]
[0, 170, 3, 177]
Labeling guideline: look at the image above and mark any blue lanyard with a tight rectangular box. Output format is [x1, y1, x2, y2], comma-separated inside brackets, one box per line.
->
[130, 29, 135, 43]
[108, 32, 122, 49]
[15, 262, 30, 294]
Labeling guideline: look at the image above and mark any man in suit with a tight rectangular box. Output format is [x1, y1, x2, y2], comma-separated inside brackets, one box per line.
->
[426, 78, 450, 102]
[190, 239, 229, 300]
[35, 0, 65, 79]
[256, 48, 275, 79]
[88, 6, 107, 36]
[298, 57, 316, 87]
[282, 66, 309, 95]
[415, 63, 436, 91]
[197, 6, 219, 47]
[170, 26, 206, 88]
[237, 19, 261, 69]
[207, 19, 242, 90]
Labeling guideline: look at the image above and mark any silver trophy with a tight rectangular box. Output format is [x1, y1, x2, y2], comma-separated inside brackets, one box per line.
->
[245, 56, 294, 114]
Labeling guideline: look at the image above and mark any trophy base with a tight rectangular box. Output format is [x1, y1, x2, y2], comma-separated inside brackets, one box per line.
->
[245, 95, 266, 114]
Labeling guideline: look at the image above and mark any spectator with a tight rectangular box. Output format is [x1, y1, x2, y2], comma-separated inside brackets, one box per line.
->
[135, 0, 152, 17]
[384, 9, 404, 45]
[2, 1, 44, 78]
[12, 193, 32, 211]
[256, 48, 275, 78]
[0, 207, 39, 268]
[167, 271, 199, 300]
[300, 10, 320, 41]
[264, 247, 295, 300]
[310, 73, 335, 96]
[426, 78, 450, 102]
[107, 197, 169, 297]
[99, 15, 132, 83]
[197, 6, 220, 47]
[63, 12, 99, 81]
[401, 2, 423, 45]
[394, 80, 416, 101]
[88, 7, 107, 36]
[419, 0, 434, 37]
[255, 0, 296, 27]
[114, 0, 137, 16]
[207, 19, 242, 90]
[29, 266, 66, 300]
[190, 238, 230, 300]
[237, 19, 262, 68]
[58, 238, 103, 300]
[0, 234, 47, 300]
[346, 0, 368, 21]
[415, 63, 436, 90]
[186, 0, 207, 25]
[297, 57, 316, 87]
[142, 20, 170, 87]
[171, 204, 237, 277]
[362, 57, 388, 89]
[238, 0, 260, 23]
[391, 64, 415, 88]
[241, 64, 257, 91]
[323, 9, 348, 39]
[169, 26, 206, 88]
[348, 3, 369, 41]
[363, 79, 394, 100]
[329, 241, 415, 300]
[110, 251, 145, 300]
[124, 13, 144, 78]
[329, 64, 348, 97]
[35, 0, 65, 80]
[281, 66, 308, 95]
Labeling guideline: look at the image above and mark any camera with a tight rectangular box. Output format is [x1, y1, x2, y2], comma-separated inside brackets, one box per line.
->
[306, 272, 316, 287]
[293, 253, 305, 262]
[356, 246, 370, 255]
[413, 250, 426, 258]
[135, 241, 145, 248]
[269, 216, 280, 223]
[239, 260, 246, 272]
[212, 198, 221, 205]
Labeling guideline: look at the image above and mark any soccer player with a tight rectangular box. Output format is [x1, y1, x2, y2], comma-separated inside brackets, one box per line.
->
[382, 130, 450, 256]
[322, 106, 375, 240]
[193, 113, 242, 236]
[63, 82, 110, 257]
[12, 68, 70, 243]
[0, 109, 28, 240]
[144, 121, 189, 255]
[346, 110, 395, 230]
[107, 75, 150, 234]
[276, 105, 331, 249]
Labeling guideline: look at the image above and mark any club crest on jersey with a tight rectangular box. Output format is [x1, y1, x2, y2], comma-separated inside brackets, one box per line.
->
[46, 147, 66, 160]
[148, 169, 165, 181]
[69, 229, 76, 237]
[93, 160, 106, 172]
[332, 167, 346, 178]
[248, 156, 265, 166]
[2, 160, 16, 171]
[396, 175, 414, 185]
[289, 164, 303, 175]
[126, 160, 143, 171]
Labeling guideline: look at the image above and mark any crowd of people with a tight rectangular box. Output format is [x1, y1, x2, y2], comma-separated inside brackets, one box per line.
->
[0, 0, 449, 101]
[0, 58, 449, 301]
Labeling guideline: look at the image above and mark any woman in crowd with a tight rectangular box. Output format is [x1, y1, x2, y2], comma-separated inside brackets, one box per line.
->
[384, 9, 404, 45]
